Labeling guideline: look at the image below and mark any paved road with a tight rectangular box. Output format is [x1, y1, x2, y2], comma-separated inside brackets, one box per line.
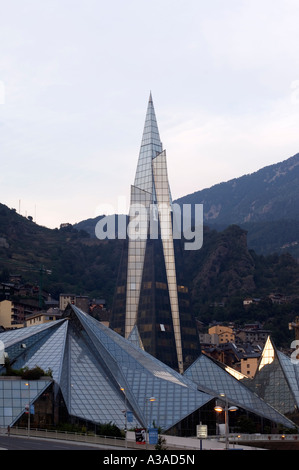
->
[0, 435, 126, 450]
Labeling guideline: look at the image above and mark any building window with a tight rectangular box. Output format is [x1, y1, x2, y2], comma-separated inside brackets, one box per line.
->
[178, 285, 188, 293]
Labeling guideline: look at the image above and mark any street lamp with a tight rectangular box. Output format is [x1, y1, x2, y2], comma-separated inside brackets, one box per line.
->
[214, 393, 237, 450]
[145, 396, 156, 448]
[120, 387, 128, 448]
[25, 381, 30, 437]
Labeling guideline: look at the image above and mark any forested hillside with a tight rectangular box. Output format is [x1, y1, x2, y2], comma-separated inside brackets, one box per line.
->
[1, 202, 299, 346]
[175, 153, 299, 257]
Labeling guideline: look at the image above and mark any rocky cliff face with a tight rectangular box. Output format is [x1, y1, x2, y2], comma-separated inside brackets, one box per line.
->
[183, 226, 256, 307]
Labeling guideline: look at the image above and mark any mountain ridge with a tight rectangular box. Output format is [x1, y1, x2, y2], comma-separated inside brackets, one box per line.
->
[175, 152, 299, 223]
[0, 201, 299, 346]
[174, 152, 299, 257]
[73, 152, 299, 257]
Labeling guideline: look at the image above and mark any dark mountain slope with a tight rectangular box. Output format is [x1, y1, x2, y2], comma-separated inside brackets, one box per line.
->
[0, 203, 122, 301]
[1, 202, 299, 347]
[175, 153, 299, 224]
[175, 153, 299, 257]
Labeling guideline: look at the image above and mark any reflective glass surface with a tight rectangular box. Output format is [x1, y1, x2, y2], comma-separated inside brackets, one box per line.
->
[0, 306, 296, 430]
[110, 94, 200, 373]
[245, 336, 299, 416]
[184, 353, 295, 429]
[0, 306, 213, 430]
[72, 306, 212, 430]
[0, 378, 51, 427]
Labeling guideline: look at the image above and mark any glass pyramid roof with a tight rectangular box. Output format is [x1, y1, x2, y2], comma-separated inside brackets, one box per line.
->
[0, 306, 214, 430]
[0, 378, 52, 427]
[244, 336, 299, 416]
[184, 352, 295, 429]
[68, 305, 214, 430]
[0, 309, 296, 430]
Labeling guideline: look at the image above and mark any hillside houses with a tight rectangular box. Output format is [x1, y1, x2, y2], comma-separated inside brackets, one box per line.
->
[0, 277, 108, 330]
[199, 322, 272, 378]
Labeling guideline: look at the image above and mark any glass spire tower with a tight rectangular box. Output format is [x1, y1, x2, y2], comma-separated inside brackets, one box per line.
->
[111, 94, 201, 373]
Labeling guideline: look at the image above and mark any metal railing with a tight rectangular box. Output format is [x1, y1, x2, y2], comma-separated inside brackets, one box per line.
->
[6, 426, 129, 448]
[229, 433, 299, 442]
[2, 426, 299, 449]
[1, 427, 195, 450]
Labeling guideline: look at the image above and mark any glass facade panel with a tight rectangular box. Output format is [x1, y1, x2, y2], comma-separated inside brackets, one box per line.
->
[0, 305, 295, 431]
[242, 337, 299, 417]
[184, 352, 295, 428]
[110, 94, 201, 373]
[0, 378, 51, 427]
